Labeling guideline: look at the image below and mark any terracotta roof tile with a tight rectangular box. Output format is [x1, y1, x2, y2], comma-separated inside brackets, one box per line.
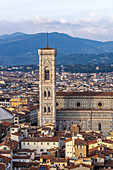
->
[64, 138, 72, 143]
[13, 155, 30, 159]
[75, 139, 87, 145]
[1, 121, 13, 127]
[56, 91, 113, 97]
[22, 136, 59, 142]
[51, 157, 67, 163]
[0, 154, 11, 164]
[12, 132, 23, 136]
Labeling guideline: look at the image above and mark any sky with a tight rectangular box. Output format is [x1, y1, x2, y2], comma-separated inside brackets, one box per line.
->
[0, 0, 113, 41]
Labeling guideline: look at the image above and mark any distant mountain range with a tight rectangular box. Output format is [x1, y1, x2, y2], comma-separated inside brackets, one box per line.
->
[0, 32, 113, 66]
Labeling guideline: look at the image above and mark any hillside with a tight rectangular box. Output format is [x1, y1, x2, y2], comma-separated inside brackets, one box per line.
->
[0, 32, 113, 65]
[58, 53, 113, 65]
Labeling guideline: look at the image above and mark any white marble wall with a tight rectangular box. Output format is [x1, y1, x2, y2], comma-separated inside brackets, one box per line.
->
[38, 48, 57, 127]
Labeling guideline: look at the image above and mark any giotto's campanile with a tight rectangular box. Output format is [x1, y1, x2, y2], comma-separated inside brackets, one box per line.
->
[38, 41, 57, 127]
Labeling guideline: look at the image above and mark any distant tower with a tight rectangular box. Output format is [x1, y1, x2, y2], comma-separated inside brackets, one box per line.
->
[38, 33, 57, 126]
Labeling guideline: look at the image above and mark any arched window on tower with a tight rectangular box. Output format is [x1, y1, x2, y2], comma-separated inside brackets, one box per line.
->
[45, 68, 50, 80]
[48, 91, 50, 97]
[44, 107, 46, 113]
[63, 126, 66, 130]
[44, 91, 46, 97]
[48, 106, 50, 113]
[98, 123, 101, 131]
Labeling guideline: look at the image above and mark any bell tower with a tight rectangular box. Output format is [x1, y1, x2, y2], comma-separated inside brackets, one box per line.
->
[38, 34, 57, 126]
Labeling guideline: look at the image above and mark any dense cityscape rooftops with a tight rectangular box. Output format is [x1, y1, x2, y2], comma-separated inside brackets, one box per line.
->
[0, 65, 113, 169]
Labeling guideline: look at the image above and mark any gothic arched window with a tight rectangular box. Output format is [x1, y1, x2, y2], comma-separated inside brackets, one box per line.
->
[98, 123, 101, 131]
[44, 91, 46, 97]
[48, 106, 50, 113]
[45, 69, 50, 80]
[44, 107, 46, 113]
[48, 91, 50, 97]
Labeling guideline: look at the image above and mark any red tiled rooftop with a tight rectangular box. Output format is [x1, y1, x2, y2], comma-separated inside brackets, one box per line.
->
[11, 125, 19, 128]
[75, 139, 87, 145]
[13, 155, 30, 159]
[1, 121, 13, 127]
[22, 136, 60, 142]
[64, 138, 72, 143]
[12, 132, 23, 136]
[0, 154, 11, 164]
[56, 91, 113, 97]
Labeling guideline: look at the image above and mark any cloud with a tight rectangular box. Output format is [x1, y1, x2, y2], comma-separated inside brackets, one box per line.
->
[0, 14, 113, 41]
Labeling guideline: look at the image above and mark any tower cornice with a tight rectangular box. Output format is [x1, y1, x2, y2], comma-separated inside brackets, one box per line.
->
[38, 48, 57, 55]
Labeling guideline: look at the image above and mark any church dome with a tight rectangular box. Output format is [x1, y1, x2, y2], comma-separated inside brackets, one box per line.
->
[0, 107, 14, 123]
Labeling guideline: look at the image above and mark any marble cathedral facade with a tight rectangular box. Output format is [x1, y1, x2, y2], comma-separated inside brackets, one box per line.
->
[39, 43, 113, 136]
[56, 91, 113, 135]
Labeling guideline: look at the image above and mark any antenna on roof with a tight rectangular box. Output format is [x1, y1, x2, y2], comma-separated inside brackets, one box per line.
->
[47, 32, 49, 47]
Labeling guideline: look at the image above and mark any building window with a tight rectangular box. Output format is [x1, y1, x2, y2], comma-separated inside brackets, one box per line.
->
[44, 91, 46, 97]
[98, 123, 101, 131]
[48, 91, 50, 97]
[40, 149, 44, 152]
[48, 106, 50, 113]
[44, 107, 46, 113]
[77, 145, 80, 149]
[45, 69, 50, 80]
[80, 153, 83, 157]
[81, 145, 83, 149]
[3, 147, 7, 151]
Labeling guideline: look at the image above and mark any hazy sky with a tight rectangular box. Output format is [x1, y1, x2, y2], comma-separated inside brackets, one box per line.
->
[0, 0, 113, 41]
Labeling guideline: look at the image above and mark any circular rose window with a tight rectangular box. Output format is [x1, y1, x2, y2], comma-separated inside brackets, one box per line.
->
[98, 102, 102, 108]
[56, 102, 59, 106]
[77, 102, 80, 107]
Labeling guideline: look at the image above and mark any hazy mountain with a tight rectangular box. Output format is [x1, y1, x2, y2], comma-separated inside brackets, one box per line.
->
[0, 32, 27, 40]
[58, 53, 113, 65]
[0, 32, 113, 66]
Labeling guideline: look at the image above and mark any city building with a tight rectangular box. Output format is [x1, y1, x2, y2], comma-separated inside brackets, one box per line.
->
[0, 107, 14, 123]
[10, 95, 30, 108]
[21, 136, 60, 156]
[39, 43, 113, 136]
[38, 42, 57, 126]
[56, 91, 113, 136]
[0, 97, 10, 107]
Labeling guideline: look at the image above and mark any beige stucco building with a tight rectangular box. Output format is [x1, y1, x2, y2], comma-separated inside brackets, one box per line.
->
[21, 136, 60, 155]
